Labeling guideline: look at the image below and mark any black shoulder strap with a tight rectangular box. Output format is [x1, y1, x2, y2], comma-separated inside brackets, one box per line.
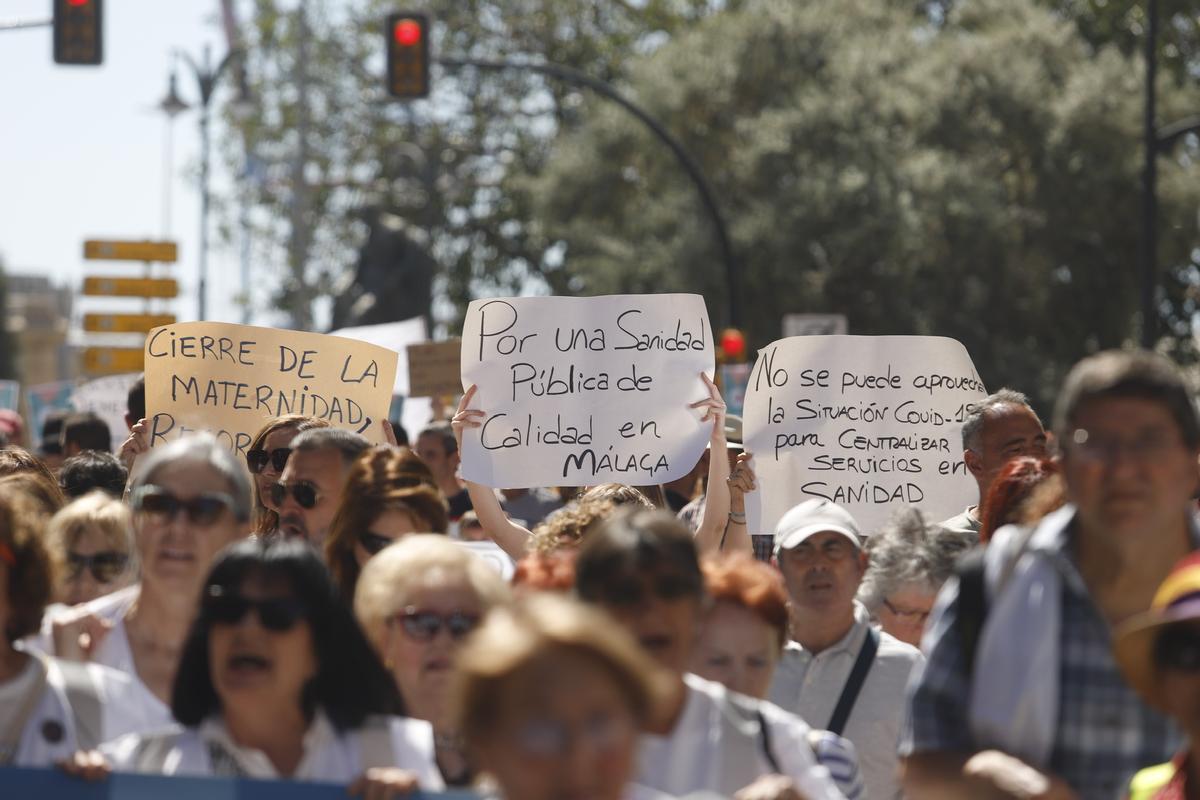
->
[955, 547, 988, 678]
[754, 709, 782, 774]
[827, 626, 879, 736]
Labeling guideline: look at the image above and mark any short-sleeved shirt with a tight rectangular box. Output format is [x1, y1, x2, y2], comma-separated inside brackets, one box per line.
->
[937, 507, 981, 541]
[901, 512, 1182, 799]
[769, 604, 923, 800]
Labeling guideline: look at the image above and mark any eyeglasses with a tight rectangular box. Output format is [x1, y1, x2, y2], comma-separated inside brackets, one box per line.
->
[390, 607, 480, 642]
[511, 712, 633, 759]
[1067, 428, 1182, 465]
[246, 447, 291, 474]
[589, 572, 701, 609]
[204, 586, 307, 632]
[881, 598, 931, 624]
[133, 486, 234, 526]
[269, 481, 322, 510]
[358, 531, 394, 556]
[1156, 625, 1200, 672]
[66, 551, 129, 583]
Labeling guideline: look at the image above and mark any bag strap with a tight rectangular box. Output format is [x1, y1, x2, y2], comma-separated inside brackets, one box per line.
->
[754, 709, 782, 774]
[826, 626, 878, 736]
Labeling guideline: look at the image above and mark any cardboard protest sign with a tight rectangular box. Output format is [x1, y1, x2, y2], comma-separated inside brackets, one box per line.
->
[72, 373, 140, 452]
[744, 336, 986, 536]
[408, 339, 462, 398]
[143, 322, 399, 455]
[460, 294, 715, 488]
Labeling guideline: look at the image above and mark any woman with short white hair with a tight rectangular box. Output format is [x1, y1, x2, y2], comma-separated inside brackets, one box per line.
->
[355, 534, 511, 787]
[45, 491, 136, 606]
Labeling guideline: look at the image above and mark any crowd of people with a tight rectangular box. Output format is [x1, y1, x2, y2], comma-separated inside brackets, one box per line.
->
[0, 348, 1197, 800]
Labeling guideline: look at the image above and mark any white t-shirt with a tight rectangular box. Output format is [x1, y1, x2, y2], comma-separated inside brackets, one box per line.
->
[103, 711, 443, 790]
[30, 584, 173, 735]
[637, 673, 844, 799]
[8, 652, 165, 768]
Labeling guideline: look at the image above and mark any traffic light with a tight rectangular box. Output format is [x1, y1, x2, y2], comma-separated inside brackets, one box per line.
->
[53, 0, 103, 66]
[386, 13, 430, 99]
[719, 328, 748, 362]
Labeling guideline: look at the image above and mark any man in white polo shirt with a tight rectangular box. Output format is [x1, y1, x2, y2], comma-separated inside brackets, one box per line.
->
[768, 499, 924, 800]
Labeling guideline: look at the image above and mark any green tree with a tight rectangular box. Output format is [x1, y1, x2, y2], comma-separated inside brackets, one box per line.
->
[522, 0, 1200, 408]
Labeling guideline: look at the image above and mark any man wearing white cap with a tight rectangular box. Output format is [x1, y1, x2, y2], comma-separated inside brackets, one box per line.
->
[768, 498, 924, 800]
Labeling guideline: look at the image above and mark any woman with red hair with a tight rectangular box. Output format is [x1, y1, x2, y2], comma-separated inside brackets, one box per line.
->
[978, 456, 1062, 543]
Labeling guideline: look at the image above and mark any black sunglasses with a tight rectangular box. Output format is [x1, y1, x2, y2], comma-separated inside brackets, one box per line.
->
[269, 481, 321, 510]
[133, 486, 233, 526]
[358, 531, 394, 556]
[246, 447, 291, 475]
[204, 586, 307, 632]
[1156, 625, 1200, 671]
[66, 551, 129, 583]
[390, 607, 480, 642]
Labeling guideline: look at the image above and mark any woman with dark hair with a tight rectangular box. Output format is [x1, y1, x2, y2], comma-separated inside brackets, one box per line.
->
[574, 508, 844, 800]
[325, 446, 447, 599]
[244, 415, 330, 537]
[64, 537, 442, 792]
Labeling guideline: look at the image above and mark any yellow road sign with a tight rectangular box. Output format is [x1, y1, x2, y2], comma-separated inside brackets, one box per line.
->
[83, 240, 178, 262]
[82, 347, 145, 375]
[82, 277, 178, 299]
[82, 313, 176, 334]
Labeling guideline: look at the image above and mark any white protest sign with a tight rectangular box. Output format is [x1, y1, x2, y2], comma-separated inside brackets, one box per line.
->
[144, 322, 398, 455]
[744, 336, 986, 536]
[330, 318, 433, 440]
[460, 294, 714, 489]
[72, 373, 140, 452]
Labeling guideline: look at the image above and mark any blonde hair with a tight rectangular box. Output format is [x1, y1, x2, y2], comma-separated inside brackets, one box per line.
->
[452, 594, 673, 744]
[45, 491, 136, 575]
[354, 534, 510, 652]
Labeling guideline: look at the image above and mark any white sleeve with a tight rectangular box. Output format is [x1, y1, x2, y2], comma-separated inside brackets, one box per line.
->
[388, 716, 445, 791]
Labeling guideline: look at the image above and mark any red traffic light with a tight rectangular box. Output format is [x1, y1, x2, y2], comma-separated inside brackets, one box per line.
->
[393, 19, 422, 46]
[386, 13, 430, 99]
[720, 329, 747, 361]
[54, 0, 103, 66]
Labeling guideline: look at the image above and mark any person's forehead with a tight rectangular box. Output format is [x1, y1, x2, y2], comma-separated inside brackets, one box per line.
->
[151, 460, 230, 494]
[980, 405, 1043, 439]
[416, 433, 447, 453]
[262, 426, 299, 449]
[1072, 395, 1183, 434]
[284, 447, 346, 477]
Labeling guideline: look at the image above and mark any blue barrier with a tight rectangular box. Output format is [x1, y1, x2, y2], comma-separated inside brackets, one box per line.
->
[0, 766, 481, 799]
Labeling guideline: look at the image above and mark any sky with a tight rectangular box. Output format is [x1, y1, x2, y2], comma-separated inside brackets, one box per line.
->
[1, 0, 255, 335]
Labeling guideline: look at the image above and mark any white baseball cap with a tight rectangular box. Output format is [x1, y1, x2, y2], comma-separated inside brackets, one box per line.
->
[773, 498, 862, 555]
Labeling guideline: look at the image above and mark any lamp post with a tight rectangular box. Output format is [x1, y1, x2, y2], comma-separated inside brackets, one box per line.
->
[157, 45, 248, 322]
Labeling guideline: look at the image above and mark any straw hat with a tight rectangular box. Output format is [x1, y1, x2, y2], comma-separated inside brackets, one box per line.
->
[1113, 552, 1200, 712]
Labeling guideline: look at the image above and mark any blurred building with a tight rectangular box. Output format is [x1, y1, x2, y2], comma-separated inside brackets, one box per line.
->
[5, 273, 74, 386]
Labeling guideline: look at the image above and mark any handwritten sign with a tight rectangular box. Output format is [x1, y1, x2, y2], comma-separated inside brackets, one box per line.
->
[744, 336, 986, 536]
[0, 767, 478, 799]
[72, 373, 140, 452]
[143, 322, 398, 456]
[460, 294, 714, 488]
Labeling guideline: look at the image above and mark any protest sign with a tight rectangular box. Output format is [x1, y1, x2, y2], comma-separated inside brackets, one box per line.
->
[0, 379, 19, 411]
[0, 766, 478, 800]
[143, 322, 398, 456]
[72, 373, 141, 451]
[459, 294, 715, 488]
[330, 318, 432, 442]
[743, 336, 986, 536]
[408, 339, 462, 398]
[25, 379, 76, 448]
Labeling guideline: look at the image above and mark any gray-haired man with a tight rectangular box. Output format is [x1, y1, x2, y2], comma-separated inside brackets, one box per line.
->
[939, 388, 1047, 539]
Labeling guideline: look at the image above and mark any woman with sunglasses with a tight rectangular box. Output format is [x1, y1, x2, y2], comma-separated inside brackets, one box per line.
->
[245, 415, 330, 537]
[63, 537, 443, 795]
[45, 491, 136, 606]
[325, 446, 446, 600]
[575, 508, 845, 800]
[37, 434, 252, 734]
[355, 535, 510, 787]
[453, 593, 675, 800]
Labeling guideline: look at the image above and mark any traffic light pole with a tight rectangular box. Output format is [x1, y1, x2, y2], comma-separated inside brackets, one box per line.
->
[435, 55, 742, 330]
